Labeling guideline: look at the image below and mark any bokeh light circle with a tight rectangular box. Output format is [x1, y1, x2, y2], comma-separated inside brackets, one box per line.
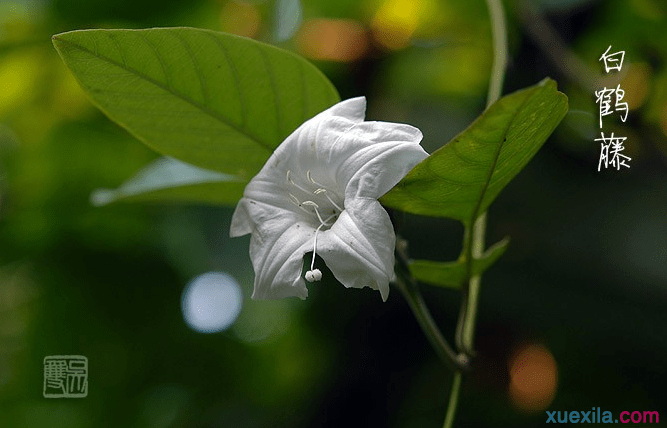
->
[181, 272, 243, 333]
[508, 343, 558, 412]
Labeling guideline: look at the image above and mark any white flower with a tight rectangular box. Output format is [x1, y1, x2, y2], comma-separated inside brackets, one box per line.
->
[230, 97, 428, 301]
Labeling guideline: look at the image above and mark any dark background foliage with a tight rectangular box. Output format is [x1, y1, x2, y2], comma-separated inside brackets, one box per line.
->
[1, 0, 666, 426]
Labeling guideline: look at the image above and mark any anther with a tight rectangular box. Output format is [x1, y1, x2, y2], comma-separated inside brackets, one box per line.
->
[286, 169, 310, 194]
[301, 200, 319, 208]
[314, 188, 343, 213]
[309, 175, 344, 213]
[288, 193, 313, 214]
[306, 170, 318, 185]
[307, 170, 330, 191]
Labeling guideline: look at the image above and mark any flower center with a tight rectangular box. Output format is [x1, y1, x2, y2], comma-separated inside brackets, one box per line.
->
[286, 169, 344, 282]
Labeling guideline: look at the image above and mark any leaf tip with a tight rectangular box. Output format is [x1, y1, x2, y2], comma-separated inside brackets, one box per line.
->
[51, 31, 69, 44]
[51, 34, 61, 48]
[538, 77, 557, 89]
[51, 32, 70, 55]
[539, 77, 569, 117]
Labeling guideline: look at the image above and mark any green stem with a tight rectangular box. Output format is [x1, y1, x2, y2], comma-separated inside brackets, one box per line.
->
[394, 256, 468, 372]
[461, 212, 487, 350]
[485, 0, 508, 110]
[443, 0, 507, 427]
[442, 372, 462, 428]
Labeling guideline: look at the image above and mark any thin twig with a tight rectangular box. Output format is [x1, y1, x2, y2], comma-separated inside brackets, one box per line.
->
[517, 0, 598, 92]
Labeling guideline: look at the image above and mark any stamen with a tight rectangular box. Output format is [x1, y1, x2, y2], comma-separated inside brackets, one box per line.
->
[307, 170, 319, 184]
[305, 222, 325, 282]
[323, 193, 343, 213]
[308, 185, 343, 212]
[288, 193, 300, 206]
[301, 200, 319, 208]
[288, 193, 312, 214]
[286, 169, 311, 194]
[307, 170, 329, 189]
[311, 205, 329, 226]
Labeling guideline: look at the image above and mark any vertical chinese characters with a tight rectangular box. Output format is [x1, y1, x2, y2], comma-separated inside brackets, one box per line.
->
[596, 46, 630, 171]
[595, 85, 628, 128]
[599, 46, 625, 73]
[596, 133, 630, 171]
[43, 355, 88, 398]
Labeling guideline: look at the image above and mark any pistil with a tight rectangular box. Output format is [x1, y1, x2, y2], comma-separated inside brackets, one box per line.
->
[285, 169, 343, 283]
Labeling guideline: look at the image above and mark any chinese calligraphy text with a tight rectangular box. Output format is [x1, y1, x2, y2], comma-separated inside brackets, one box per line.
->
[596, 46, 630, 171]
[43, 355, 88, 398]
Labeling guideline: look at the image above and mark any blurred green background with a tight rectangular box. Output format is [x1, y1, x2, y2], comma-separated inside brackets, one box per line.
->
[1, 0, 666, 426]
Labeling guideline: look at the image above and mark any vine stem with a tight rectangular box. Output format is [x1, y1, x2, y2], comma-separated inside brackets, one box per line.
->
[394, 248, 469, 372]
[442, 0, 507, 427]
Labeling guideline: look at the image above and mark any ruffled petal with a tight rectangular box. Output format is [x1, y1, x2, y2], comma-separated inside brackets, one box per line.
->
[270, 97, 367, 182]
[317, 197, 396, 301]
[235, 199, 315, 299]
[320, 96, 366, 123]
[329, 121, 427, 200]
[231, 98, 368, 229]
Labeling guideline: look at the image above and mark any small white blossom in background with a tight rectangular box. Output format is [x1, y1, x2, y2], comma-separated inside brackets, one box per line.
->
[231, 97, 428, 301]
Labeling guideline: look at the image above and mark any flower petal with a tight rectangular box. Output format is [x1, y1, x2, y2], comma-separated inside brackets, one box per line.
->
[269, 97, 367, 179]
[235, 199, 315, 299]
[317, 96, 366, 123]
[231, 98, 368, 226]
[330, 121, 428, 200]
[317, 197, 396, 301]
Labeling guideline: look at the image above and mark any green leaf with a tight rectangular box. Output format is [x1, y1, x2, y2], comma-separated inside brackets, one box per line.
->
[381, 78, 568, 224]
[52, 27, 340, 179]
[90, 157, 246, 206]
[409, 237, 510, 289]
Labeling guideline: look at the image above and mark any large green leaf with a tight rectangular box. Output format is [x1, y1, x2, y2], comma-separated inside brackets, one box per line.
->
[381, 78, 568, 224]
[52, 27, 340, 179]
[408, 237, 509, 289]
[90, 157, 246, 206]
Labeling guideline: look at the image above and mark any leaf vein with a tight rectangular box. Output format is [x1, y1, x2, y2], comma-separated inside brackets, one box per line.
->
[55, 34, 272, 152]
[255, 46, 283, 146]
[105, 32, 127, 67]
[206, 32, 247, 129]
[137, 32, 171, 91]
[173, 31, 210, 108]
[468, 90, 537, 224]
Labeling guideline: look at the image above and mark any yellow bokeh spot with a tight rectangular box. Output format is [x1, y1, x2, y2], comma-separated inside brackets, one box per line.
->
[0, 51, 41, 118]
[621, 63, 652, 111]
[371, 0, 423, 49]
[630, 0, 664, 20]
[435, 46, 490, 95]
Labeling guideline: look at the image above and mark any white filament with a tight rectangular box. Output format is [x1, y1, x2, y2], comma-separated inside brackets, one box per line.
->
[286, 170, 341, 283]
